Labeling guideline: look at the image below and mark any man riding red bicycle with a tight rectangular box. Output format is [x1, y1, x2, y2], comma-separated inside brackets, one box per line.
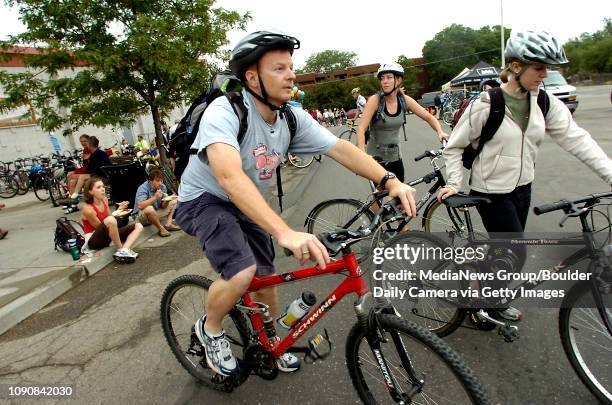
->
[174, 30, 417, 377]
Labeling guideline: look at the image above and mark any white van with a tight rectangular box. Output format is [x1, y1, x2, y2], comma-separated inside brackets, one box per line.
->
[542, 70, 578, 114]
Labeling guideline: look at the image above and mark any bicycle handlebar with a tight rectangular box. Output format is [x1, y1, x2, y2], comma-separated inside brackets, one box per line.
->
[534, 191, 612, 215]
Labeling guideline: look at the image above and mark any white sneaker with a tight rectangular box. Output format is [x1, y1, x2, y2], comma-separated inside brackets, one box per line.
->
[276, 352, 301, 372]
[113, 247, 137, 263]
[194, 316, 238, 376]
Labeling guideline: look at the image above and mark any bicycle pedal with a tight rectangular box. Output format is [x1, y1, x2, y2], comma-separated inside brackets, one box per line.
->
[498, 324, 519, 342]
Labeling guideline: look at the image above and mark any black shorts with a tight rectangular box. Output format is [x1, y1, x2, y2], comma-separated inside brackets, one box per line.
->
[175, 192, 275, 280]
[381, 159, 405, 183]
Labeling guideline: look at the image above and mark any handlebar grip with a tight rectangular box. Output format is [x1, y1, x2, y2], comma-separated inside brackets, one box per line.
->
[414, 151, 429, 162]
[533, 200, 570, 215]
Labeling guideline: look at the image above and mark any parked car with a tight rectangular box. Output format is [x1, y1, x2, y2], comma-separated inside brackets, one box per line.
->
[542, 70, 578, 114]
[345, 108, 359, 120]
[417, 91, 438, 114]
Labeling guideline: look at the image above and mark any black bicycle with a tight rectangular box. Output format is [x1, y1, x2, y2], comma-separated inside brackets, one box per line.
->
[304, 144, 484, 260]
[374, 191, 612, 404]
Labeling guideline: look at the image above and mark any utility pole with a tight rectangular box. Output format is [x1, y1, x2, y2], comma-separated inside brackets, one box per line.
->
[500, 0, 505, 68]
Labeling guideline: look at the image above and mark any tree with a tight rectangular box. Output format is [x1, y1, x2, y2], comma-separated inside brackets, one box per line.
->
[0, 0, 249, 164]
[421, 24, 510, 88]
[564, 19, 612, 76]
[396, 55, 419, 97]
[298, 50, 358, 74]
[302, 76, 378, 112]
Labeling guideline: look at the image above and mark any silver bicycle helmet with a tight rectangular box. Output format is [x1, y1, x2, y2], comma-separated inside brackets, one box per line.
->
[229, 30, 300, 79]
[504, 30, 568, 65]
[376, 62, 405, 79]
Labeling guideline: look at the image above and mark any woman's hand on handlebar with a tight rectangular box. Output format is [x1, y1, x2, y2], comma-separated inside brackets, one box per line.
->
[437, 185, 457, 202]
[437, 131, 450, 142]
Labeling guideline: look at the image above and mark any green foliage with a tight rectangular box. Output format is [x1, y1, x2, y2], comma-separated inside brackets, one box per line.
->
[0, 0, 249, 162]
[564, 19, 612, 75]
[396, 55, 419, 97]
[302, 76, 378, 111]
[421, 24, 509, 88]
[298, 49, 358, 74]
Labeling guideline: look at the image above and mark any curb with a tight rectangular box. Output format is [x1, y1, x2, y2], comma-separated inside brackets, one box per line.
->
[0, 163, 320, 336]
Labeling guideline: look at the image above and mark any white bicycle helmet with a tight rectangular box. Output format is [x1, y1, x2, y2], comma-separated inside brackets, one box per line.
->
[351, 87, 360, 95]
[504, 30, 568, 65]
[376, 62, 404, 79]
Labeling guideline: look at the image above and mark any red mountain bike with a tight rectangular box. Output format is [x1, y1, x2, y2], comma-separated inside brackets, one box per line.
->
[160, 201, 490, 404]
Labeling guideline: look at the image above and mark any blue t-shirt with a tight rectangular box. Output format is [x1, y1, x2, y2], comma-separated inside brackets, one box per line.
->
[133, 180, 167, 217]
[178, 90, 338, 202]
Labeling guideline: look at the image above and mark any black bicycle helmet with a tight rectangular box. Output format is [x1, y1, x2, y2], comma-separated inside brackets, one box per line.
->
[229, 30, 300, 80]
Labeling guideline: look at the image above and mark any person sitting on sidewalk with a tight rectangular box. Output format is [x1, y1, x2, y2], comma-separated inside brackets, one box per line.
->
[132, 169, 180, 237]
[69, 136, 111, 200]
[81, 177, 143, 263]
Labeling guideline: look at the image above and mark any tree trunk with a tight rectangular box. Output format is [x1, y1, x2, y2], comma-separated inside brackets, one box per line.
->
[150, 102, 168, 166]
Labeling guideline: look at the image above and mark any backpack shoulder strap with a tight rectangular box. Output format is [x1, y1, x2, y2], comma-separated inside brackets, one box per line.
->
[537, 90, 550, 118]
[372, 91, 385, 124]
[226, 91, 249, 145]
[476, 87, 505, 154]
[284, 107, 297, 141]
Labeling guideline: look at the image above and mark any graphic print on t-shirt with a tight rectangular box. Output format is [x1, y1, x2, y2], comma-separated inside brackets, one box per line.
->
[252, 143, 282, 180]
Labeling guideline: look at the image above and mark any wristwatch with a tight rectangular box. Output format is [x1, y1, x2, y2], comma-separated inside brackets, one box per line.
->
[378, 171, 397, 190]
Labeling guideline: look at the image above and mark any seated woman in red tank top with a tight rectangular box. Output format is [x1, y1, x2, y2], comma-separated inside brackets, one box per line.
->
[81, 177, 143, 263]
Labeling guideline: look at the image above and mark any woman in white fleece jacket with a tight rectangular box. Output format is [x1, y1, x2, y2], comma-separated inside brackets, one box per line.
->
[438, 30, 612, 321]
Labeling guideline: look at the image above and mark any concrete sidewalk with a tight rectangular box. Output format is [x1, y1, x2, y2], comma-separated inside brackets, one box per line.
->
[0, 148, 328, 335]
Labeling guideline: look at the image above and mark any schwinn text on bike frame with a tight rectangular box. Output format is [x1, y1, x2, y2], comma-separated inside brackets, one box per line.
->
[291, 295, 337, 338]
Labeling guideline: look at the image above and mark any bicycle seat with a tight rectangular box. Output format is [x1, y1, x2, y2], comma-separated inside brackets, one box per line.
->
[443, 193, 491, 208]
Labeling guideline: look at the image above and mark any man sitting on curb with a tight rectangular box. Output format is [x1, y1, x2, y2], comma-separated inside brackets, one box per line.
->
[132, 169, 180, 237]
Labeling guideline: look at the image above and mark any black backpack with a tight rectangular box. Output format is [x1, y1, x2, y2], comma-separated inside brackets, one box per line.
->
[461, 87, 550, 169]
[368, 91, 408, 143]
[54, 217, 85, 252]
[169, 70, 297, 210]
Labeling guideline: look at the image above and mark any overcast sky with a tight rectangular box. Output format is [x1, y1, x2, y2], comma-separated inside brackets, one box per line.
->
[1, 0, 610, 68]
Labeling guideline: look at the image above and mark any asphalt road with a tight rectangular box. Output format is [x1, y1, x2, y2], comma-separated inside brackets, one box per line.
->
[0, 85, 610, 405]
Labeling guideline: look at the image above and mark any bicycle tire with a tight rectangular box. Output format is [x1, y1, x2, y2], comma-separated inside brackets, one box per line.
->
[442, 109, 456, 126]
[372, 231, 466, 336]
[161, 166, 179, 195]
[422, 199, 488, 239]
[49, 180, 68, 207]
[346, 313, 490, 404]
[0, 175, 19, 199]
[559, 280, 612, 404]
[288, 153, 314, 168]
[306, 198, 374, 262]
[33, 176, 50, 201]
[339, 129, 355, 142]
[16, 172, 29, 195]
[160, 275, 251, 392]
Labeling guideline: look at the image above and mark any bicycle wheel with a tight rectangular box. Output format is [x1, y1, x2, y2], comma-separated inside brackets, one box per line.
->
[559, 280, 612, 404]
[339, 129, 355, 142]
[16, 172, 29, 195]
[161, 167, 179, 195]
[0, 175, 19, 199]
[33, 176, 50, 201]
[288, 153, 314, 168]
[442, 108, 456, 126]
[422, 199, 487, 239]
[372, 231, 466, 337]
[306, 198, 375, 261]
[346, 313, 490, 404]
[49, 180, 68, 207]
[160, 275, 251, 391]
